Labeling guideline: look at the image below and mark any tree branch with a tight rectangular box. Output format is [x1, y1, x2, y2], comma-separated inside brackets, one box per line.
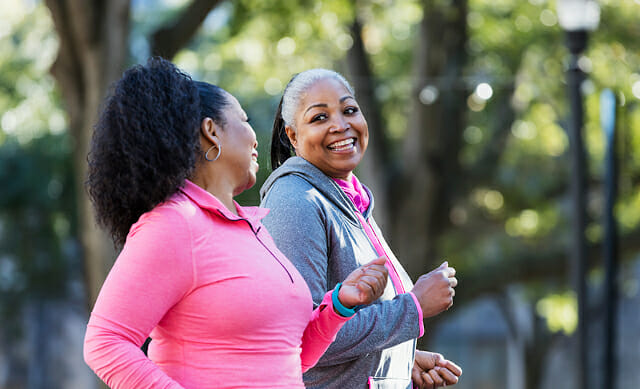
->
[45, 0, 86, 134]
[150, 0, 224, 58]
[456, 226, 640, 304]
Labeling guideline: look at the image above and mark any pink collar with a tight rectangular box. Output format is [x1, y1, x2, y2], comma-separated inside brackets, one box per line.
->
[179, 179, 269, 223]
[332, 175, 370, 214]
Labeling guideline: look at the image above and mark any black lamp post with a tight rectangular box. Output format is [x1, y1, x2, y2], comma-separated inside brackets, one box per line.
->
[556, 1, 600, 388]
[600, 88, 618, 389]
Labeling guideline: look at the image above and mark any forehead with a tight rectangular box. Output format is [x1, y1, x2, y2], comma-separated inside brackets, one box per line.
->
[300, 78, 353, 105]
[223, 91, 245, 114]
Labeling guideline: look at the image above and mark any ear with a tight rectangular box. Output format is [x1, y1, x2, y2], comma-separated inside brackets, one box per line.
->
[200, 117, 221, 147]
[285, 125, 297, 149]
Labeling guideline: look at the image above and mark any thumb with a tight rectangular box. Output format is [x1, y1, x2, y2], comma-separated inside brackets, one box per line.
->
[366, 256, 387, 266]
[438, 261, 448, 269]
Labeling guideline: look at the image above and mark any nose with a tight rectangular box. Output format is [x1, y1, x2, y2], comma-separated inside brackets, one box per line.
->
[253, 138, 258, 149]
[329, 115, 349, 133]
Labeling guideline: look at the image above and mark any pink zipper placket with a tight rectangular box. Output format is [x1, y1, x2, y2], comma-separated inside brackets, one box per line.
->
[354, 212, 405, 294]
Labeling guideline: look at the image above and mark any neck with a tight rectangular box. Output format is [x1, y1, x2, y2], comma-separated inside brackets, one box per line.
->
[190, 168, 238, 215]
[330, 171, 353, 181]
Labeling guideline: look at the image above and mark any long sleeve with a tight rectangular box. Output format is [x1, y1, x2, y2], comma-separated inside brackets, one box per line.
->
[261, 177, 421, 367]
[83, 209, 193, 389]
[300, 291, 349, 372]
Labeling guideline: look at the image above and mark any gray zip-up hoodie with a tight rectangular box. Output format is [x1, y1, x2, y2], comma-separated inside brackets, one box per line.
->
[260, 157, 421, 389]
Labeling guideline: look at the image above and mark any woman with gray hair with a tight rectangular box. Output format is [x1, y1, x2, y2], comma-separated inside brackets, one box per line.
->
[260, 68, 462, 389]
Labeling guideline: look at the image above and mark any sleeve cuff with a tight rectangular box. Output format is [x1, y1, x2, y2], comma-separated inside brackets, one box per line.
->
[320, 289, 352, 325]
[408, 292, 424, 338]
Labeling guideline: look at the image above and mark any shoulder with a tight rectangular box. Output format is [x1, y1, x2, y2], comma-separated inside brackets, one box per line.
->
[262, 174, 327, 209]
[261, 176, 331, 231]
[128, 192, 195, 241]
[263, 173, 314, 195]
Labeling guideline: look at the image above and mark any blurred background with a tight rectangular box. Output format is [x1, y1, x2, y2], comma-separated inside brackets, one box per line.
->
[1, 0, 639, 388]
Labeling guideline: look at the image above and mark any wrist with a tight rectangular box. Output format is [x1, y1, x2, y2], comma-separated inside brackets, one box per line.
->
[332, 283, 356, 317]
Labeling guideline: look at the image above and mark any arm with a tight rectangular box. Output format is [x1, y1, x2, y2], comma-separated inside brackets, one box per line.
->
[300, 291, 349, 372]
[300, 258, 388, 371]
[262, 180, 421, 366]
[83, 209, 192, 389]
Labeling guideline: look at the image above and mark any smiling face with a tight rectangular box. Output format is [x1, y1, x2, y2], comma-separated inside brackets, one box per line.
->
[217, 92, 259, 195]
[286, 77, 368, 179]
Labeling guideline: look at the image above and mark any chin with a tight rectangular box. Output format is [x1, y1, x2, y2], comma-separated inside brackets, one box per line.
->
[336, 161, 360, 174]
[245, 175, 257, 191]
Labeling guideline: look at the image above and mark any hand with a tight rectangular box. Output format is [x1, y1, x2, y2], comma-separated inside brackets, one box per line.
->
[338, 257, 388, 308]
[410, 261, 457, 318]
[412, 350, 462, 388]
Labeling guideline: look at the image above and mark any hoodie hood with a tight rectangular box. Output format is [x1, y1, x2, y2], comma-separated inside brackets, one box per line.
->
[260, 157, 374, 224]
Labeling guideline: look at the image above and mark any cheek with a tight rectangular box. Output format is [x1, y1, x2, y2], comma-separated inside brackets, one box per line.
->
[297, 131, 323, 153]
[357, 119, 369, 137]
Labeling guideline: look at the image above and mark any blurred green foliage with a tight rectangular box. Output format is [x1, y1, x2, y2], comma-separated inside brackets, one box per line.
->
[0, 1, 77, 329]
[2, 0, 640, 340]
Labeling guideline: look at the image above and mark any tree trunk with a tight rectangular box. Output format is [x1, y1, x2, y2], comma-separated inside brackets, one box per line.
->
[395, 0, 469, 277]
[149, 0, 225, 58]
[345, 17, 392, 230]
[46, 0, 130, 309]
[46, 0, 227, 311]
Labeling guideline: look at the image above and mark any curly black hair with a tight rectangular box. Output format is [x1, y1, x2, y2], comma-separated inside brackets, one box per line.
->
[87, 57, 228, 247]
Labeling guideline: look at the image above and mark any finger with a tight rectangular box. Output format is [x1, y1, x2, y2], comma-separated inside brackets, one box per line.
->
[427, 369, 444, 387]
[353, 267, 387, 286]
[415, 351, 439, 370]
[446, 266, 456, 277]
[344, 263, 384, 285]
[435, 367, 459, 385]
[365, 256, 387, 266]
[421, 371, 435, 389]
[446, 297, 454, 310]
[430, 352, 444, 367]
[361, 265, 388, 278]
[356, 277, 377, 295]
[449, 277, 458, 288]
[358, 275, 385, 298]
[412, 367, 425, 387]
[442, 360, 462, 377]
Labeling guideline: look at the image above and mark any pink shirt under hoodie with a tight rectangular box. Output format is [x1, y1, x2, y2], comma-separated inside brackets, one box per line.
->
[333, 175, 424, 338]
[83, 180, 349, 388]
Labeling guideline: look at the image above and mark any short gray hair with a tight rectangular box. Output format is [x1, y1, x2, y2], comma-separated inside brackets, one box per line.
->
[281, 68, 355, 129]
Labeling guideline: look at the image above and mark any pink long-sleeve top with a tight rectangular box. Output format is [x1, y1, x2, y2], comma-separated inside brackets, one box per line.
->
[83, 179, 349, 389]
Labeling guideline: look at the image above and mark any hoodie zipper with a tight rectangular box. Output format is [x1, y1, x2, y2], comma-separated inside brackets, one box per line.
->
[217, 209, 294, 284]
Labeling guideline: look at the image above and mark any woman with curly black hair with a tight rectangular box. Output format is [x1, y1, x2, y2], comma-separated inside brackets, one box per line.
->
[82, 57, 389, 389]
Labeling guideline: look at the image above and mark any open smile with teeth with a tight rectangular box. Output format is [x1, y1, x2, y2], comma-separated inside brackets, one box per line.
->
[328, 138, 356, 151]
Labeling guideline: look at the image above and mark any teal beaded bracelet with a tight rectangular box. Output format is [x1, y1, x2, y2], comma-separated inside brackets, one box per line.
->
[332, 283, 356, 317]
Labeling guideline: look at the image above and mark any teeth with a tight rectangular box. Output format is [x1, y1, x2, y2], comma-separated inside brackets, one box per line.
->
[329, 138, 355, 149]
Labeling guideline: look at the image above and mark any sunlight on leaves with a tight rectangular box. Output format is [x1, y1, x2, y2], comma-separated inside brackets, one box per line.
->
[536, 292, 577, 335]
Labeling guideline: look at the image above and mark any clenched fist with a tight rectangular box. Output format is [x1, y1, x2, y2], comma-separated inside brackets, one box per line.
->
[337, 257, 389, 309]
[411, 261, 457, 318]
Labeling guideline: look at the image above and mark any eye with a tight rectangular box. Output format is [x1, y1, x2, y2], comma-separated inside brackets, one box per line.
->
[310, 113, 328, 123]
[344, 106, 359, 115]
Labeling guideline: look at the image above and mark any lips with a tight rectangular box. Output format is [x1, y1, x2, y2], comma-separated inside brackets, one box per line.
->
[327, 138, 356, 151]
[251, 150, 258, 162]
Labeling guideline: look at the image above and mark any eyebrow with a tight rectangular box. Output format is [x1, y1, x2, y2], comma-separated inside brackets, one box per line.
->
[303, 95, 355, 115]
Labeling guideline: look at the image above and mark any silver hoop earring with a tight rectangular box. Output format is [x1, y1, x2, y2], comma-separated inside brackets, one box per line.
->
[205, 144, 221, 162]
